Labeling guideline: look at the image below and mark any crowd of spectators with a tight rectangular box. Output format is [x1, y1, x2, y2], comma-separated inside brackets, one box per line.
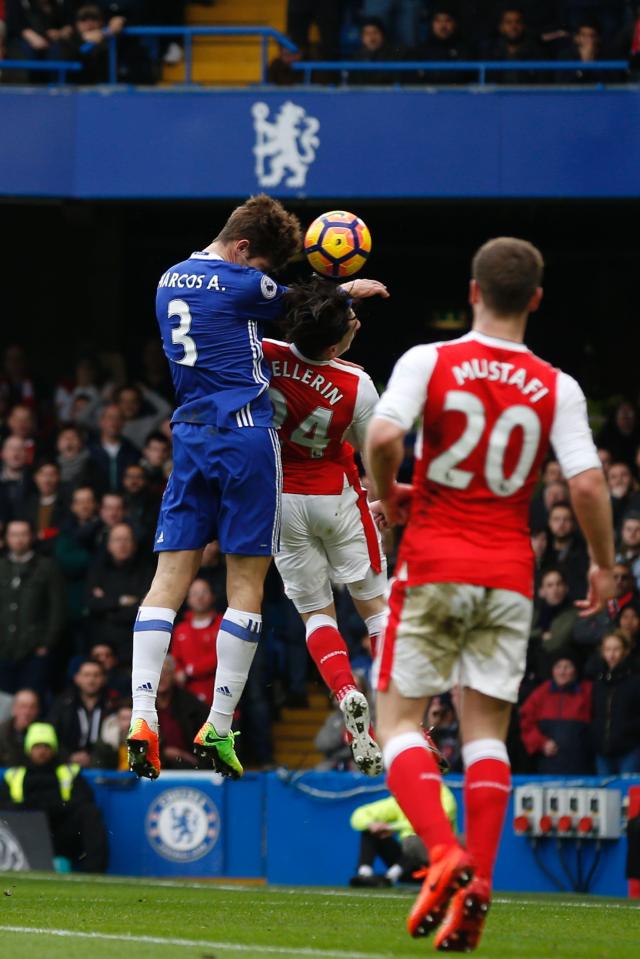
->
[1, 2, 640, 85]
[1, 340, 640, 779]
[0, 341, 333, 773]
[272, 1, 640, 84]
[0, 0, 206, 82]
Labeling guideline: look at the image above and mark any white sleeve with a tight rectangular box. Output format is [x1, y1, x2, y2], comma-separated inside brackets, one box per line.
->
[550, 372, 601, 479]
[345, 373, 379, 450]
[373, 344, 439, 432]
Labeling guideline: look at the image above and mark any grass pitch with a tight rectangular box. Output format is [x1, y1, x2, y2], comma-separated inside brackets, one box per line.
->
[0, 874, 638, 959]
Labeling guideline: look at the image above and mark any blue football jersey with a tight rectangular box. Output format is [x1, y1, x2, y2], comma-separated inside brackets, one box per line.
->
[156, 251, 287, 429]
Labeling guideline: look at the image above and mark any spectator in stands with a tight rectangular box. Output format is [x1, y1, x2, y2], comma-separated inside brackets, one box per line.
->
[529, 470, 568, 533]
[598, 401, 640, 468]
[139, 431, 171, 496]
[609, 461, 640, 532]
[121, 462, 160, 550]
[54, 356, 103, 425]
[267, 40, 304, 85]
[0, 437, 31, 525]
[540, 502, 589, 600]
[485, 7, 545, 83]
[48, 659, 113, 766]
[529, 568, 579, 675]
[172, 578, 222, 703]
[5, 0, 74, 79]
[89, 640, 129, 697]
[92, 699, 131, 769]
[0, 345, 36, 412]
[0, 520, 66, 696]
[0, 17, 6, 68]
[17, 460, 69, 551]
[156, 654, 208, 770]
[426, 692, 461, 772]
[88, 403, 140, 493]
[628, 2, 640, 73]
[609, 560, 638, 619]
[62, 4, 110, 84]
[351, 17, 400, 84]
[592, 631, 640, 774]
[0, 688, 40, 766]
[348, 775, 457, 887]
[95, 0, 152, 83]
[136, 337, 173, 402]
[360, 0, 423, 48]
[97, 492, 125, 547]
[616, 602, 640, 656]
[561, 20, 622, 81]
[520, 653, 593, 774]
[54, 486, 100, 647]
[0, 722, 108, 872]
[146, 0, 187, 66]
[56, 424, 101, 497]
[85, 522, 153, 663]
[114, 383, 171, 452]
[6, 404, 38, 466]
[286, 0, 343, 60]
[617, 511, 640, 589]
[413, 5, 473, 83]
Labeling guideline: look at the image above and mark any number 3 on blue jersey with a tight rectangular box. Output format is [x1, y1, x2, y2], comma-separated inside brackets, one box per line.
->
[169, 298, 198, 367]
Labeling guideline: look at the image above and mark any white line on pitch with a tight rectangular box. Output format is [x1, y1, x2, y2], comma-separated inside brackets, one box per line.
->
[0, 926, 389, 959]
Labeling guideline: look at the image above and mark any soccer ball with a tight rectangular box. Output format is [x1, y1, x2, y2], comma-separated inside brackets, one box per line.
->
[304, 211, 372, 279]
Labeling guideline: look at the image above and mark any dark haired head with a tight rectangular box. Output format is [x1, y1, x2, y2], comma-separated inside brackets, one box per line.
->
[215, 194, 302, 272]
[280, 276, 355, 360]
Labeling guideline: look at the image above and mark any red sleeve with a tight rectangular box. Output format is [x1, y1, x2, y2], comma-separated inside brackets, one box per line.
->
[519, 684, 550, 756]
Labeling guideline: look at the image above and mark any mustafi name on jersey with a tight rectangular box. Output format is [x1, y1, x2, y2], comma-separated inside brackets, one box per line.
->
[452, 358, 549, 403]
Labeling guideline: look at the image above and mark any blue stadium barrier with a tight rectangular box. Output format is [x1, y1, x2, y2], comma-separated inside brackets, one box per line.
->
[2, 86, 640, 198]
[0, 59, 82, 83]
[292, 59, 630, 85]
[76, 770, 639, 895]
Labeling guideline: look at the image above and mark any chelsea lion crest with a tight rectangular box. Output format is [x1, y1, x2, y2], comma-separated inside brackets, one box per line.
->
[146, 788, 220, 863]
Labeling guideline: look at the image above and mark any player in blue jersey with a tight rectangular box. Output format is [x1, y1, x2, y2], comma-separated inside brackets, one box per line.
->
[128, 195, 303, 779]
[128, 195, 386, 780]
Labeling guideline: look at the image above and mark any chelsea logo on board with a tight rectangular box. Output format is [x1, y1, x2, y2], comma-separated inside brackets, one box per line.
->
[146, 787, 220, 863]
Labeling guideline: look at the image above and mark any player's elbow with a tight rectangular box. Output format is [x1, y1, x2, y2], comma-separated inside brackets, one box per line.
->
[568, 467, 608, 507]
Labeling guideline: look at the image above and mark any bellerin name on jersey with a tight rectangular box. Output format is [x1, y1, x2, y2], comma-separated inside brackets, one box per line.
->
[452, 358, 549, 404]
[270, 358, 344, 406]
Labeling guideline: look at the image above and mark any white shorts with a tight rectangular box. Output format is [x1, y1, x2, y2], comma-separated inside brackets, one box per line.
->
[275, 484, 387, 614]
[374, 581, 532, 703]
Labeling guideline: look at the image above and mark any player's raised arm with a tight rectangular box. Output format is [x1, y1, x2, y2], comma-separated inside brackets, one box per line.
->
[340, 278, 390, 299]
[550, 371, 615, 616]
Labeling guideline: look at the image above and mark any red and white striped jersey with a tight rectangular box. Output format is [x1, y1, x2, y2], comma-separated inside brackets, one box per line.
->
[375, 330, 601, 598]
[263, 338, 379, 495]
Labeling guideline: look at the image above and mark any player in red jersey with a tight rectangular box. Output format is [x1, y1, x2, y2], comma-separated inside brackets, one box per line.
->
[366, 238, 615, 950]
[263, 277, 390, 775]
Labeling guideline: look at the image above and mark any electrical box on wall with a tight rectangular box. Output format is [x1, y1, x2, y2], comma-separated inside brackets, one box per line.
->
[513, 787, 622, 839]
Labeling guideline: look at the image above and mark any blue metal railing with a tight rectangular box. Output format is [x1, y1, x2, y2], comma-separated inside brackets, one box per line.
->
[0, 59, 82, 83]
[107, 25, 297, 85]
[291, 59, 630, 85]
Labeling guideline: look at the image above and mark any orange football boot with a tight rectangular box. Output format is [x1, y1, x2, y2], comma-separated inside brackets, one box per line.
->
[435, 876, 492, 952]
[127, 718, 161, 780]
[407, 844, 474, 939]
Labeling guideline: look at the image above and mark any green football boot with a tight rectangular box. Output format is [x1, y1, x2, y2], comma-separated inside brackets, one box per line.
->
[193, 723, 243, 779]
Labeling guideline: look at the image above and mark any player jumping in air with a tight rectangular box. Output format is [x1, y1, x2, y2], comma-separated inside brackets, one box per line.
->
[128, 196, 389, 781]
[366, 238, 615, 950]
[263, 277, 389, 775]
